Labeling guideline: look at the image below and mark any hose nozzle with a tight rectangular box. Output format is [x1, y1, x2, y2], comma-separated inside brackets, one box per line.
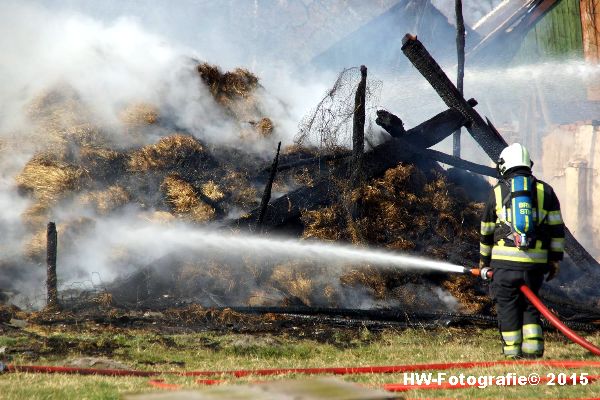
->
[463, 267, 493, 280]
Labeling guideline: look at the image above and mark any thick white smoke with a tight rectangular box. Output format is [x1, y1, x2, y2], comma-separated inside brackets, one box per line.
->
[7, 0, 596, 311]
[0, 1, 257, 146]
[0, 1, 362, 309]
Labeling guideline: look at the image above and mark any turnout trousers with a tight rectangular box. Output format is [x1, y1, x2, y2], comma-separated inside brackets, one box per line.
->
[490, 268, 545, 358]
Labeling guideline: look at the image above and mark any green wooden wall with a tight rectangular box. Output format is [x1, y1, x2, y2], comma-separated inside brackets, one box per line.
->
[513, 0, 584, 63]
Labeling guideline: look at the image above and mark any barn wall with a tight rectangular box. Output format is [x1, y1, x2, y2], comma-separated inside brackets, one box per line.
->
[513, 0, 583, 63]
[580, 0, 600, 99]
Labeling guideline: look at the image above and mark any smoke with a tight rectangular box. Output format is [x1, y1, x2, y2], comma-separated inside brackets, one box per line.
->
[431, 0, 504, 27]
[2, 0, 598, 312]
[51, 214, 464, 311]
[0, 1, 263, 147]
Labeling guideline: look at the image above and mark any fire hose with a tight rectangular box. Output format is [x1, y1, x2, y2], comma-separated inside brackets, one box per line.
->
[3, 359, 600, 378]
[3, 359, 600, 396]
[1, 267, 598, 395]
[465, 267, 600, 356]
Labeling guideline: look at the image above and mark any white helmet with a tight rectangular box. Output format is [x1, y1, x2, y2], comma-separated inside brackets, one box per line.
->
[497, 143, 532, 176]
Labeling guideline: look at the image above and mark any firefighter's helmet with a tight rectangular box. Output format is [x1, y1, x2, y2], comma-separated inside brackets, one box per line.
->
[497, 143, 532, 176]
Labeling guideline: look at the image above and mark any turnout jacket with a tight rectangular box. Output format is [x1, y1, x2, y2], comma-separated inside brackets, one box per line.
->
[479, 170, 565, 270]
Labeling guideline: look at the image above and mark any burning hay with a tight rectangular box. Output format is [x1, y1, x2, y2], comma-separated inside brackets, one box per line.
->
[78, 146, 125, 181]
[6, 57, 498, 318]
[197, 63, 259, 101]
[269, 263, 315, 306]
[221, 170, 259, 210]
[201, 180, 225, 202]
[442, 275, 491, 314]
[161, 174, 215, 223]
[253, 117, 274, 137]
[301, 205, 345, 241]
[197, 63, 271, 130]
[120, 102, 159, 126]
[16, 158, 87, 205]
[78, 186, 130, 215]
[127, 134, 205, 172]
[300, 163, 483, 307]
[26, 86, 90, 129]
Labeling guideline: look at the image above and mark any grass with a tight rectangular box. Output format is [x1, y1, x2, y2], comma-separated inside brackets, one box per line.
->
[0, 326, 599, 399]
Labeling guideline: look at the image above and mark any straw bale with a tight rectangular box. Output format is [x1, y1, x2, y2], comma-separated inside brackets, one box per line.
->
[120, 103, 159, 126]
[269, 264, 314, 306]
[78, 185, 130, 215]
[254, 117, 274, 137]
[201, 180, 225, 201]
[64, 123, 104, 146]
[127, 134, 204, 172]
[197, 63, 259, 101]
[197, 63, 222, 95]
[302, 162, 480, 273]
[339, 268, 389, 300]
[15, 158, 86, 205]
[161, 174, 215, 223]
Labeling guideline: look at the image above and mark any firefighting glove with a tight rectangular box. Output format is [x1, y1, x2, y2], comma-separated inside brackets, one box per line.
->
[546, 261, 560, 282]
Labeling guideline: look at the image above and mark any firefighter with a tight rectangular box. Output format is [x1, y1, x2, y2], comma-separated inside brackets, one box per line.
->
[479, 143, 564, 359]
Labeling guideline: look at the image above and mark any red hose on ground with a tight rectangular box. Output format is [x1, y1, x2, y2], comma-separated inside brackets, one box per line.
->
[519, 284, 600, 356]
[5, 360, 600, 378]
[147, 380, 181, 390]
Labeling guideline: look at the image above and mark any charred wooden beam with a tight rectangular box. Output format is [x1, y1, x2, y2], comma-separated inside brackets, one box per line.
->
[401, 34, 598, 271]
[270, 106, 468, 175]
[401, 34, 507, 160]
[414, 146, 496, 177]
[375, 109, 404, 138]
[46, 222, 59, 311]
[453, 0, 466, 158]
[242, 106, 484, 231]
[377, 104, 473, 149]
[351, 65, 367, 188]
[256, 142, 281, 229]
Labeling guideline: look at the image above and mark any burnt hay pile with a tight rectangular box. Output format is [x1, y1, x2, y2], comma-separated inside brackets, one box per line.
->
[5, 62, 492, 316]
[14, 65, 275, 264]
